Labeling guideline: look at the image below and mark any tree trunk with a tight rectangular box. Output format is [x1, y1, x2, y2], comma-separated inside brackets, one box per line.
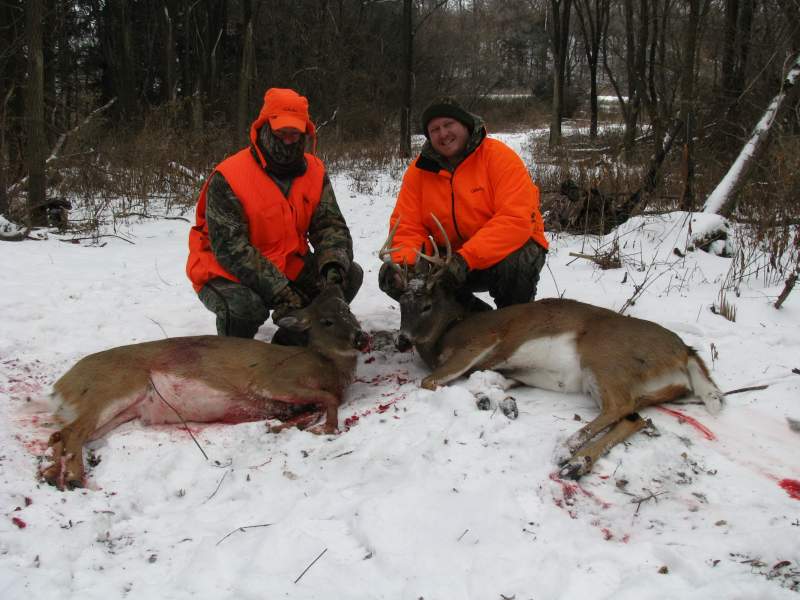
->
[549, 0, 572, 148]
[25, 0, 47, 226]
[237, 18, 256, 141]
[400, 0, 413, 158]
[703, 53, 800, 216]
[678, 0, 702, 211]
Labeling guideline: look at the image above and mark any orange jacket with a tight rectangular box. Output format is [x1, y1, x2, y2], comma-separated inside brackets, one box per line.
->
[390, 137, 547, 270]
[186, 150, 325, 292]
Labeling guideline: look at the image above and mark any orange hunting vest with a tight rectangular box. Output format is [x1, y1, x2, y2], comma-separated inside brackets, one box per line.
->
[186, 149, 325, 292]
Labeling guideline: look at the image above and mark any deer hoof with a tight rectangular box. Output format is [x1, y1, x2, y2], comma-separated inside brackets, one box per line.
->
[475, 393, 491, 411]
[421, 377, 438, 391]
[558, 456, 592, 480]
[499, 396, 518, 420]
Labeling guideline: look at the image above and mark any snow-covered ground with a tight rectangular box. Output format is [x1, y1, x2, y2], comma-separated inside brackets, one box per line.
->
[1, 133, 798, 599]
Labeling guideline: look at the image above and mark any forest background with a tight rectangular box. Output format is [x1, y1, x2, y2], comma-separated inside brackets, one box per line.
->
[1, 0, 799, 264]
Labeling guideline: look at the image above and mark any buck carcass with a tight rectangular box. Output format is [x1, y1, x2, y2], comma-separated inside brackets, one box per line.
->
[43, 286, 368, 489]
[382, 215, 723, 479]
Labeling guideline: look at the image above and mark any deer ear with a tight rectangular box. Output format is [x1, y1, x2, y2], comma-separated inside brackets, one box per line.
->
[276, 315, 311, 332]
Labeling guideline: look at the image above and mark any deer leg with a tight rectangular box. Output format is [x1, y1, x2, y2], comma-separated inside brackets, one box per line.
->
[559, 405, 632, 461]
[269, 410, 326, 433]
[421, 340, 500, 390]
[558, 413, 649, 479]
[41, 417, 96, 490]
[278, 389, 340, 433]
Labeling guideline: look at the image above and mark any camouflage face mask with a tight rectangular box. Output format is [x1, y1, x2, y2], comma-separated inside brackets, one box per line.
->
[258, 125, 306, 176]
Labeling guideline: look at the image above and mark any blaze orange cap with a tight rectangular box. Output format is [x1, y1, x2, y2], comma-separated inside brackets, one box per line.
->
[260, 88, 309, 132]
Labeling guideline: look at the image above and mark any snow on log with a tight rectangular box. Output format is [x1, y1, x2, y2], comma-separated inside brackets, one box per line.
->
[703, 53, 800, 217]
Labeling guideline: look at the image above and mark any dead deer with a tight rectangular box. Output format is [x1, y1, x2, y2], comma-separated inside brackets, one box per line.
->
[381, 216, 724, 479]
[43, 286, 368, 490]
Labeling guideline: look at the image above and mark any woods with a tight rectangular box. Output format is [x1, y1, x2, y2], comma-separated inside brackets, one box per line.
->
[0, 0, 798, 231]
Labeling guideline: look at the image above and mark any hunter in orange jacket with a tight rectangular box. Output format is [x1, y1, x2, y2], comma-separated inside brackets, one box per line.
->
[187, 88, 361, 340]
[380, 97, 548, 310]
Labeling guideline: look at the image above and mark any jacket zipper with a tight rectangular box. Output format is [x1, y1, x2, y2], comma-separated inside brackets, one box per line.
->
[449, 169, 464, 241]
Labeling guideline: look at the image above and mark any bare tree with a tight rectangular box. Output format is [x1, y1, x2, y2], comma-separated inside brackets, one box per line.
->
[25, 0, 46, 225]
[575, 0, 610, 138]
[548, 0, 573, 147]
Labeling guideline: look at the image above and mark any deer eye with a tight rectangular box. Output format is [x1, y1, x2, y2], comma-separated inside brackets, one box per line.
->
[421, 303, 432, 313]
[320, 318, 334, 327]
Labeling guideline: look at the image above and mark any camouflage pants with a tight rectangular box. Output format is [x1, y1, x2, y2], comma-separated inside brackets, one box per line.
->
[464, 239, 547, 308]
[379, 239, 546, 309]
[198, 256, 363, 338]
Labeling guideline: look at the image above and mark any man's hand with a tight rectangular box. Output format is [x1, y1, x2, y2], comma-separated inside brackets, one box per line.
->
[271, 284, 304, 322]
[441, 254, 469, 289]
[378, 262, 406, 299]
[321, 264, 346, 287]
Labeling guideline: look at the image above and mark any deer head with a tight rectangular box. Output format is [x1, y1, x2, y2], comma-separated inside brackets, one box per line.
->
[276, 285, 370, 363]
[381, 214, 470, 361]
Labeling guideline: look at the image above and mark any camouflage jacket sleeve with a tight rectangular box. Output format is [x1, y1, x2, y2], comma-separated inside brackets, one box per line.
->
[307, 172, 353, 274]
[205, 172, 290, 303]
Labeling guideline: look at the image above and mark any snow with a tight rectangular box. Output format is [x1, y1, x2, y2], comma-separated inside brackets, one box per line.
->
[1, 133, 799, 599]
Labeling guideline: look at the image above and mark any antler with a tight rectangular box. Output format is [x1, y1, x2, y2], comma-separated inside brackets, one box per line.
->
[415, 214, 452, 285]
[379, 217, 408, 291]
[379, 217, 401, 263]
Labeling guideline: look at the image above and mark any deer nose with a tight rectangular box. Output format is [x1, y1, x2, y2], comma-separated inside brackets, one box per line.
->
[395, 332, 413, 353]
[354, 330, 371, 352]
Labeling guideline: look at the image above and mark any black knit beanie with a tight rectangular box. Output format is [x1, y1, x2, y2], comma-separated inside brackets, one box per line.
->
[420, 97, 475, 138]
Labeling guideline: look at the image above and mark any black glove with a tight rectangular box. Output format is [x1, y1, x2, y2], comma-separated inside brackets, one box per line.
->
[321, 263, 346, 287]
[441, 254, 469, 289]
[271, 284, 304, 322]
[378, 262, 406, 299]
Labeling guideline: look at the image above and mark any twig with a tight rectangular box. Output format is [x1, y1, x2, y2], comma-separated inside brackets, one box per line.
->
[59, 234, 135, 245]
[124, 212, 191, 223]
[294, 548, 328, 584]
[149, 377, 209, 460]
[724, 384, 769, 396]
[330, 450, 353, 459]
[147, 317, 169, 338]
[216, 523, 273, 546]
[203, 469, 230, 503]
[627, 489, 667, 514]
[457, 528, 469, 541]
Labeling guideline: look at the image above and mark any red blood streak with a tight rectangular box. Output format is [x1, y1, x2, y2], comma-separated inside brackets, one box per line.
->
[548, 473, 611, 509]
[12, 517, 26, 529]
[654, 406, 716, 440]
[778, 479, 800, 500]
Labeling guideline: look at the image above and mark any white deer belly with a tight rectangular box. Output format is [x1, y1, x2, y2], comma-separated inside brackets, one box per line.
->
[494, 333, 583, 392]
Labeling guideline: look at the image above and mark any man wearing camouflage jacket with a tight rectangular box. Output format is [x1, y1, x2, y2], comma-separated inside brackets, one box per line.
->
[187, 88, 361, 341]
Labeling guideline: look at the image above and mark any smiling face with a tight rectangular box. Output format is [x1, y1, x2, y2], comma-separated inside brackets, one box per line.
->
[426, 117, 469, 164]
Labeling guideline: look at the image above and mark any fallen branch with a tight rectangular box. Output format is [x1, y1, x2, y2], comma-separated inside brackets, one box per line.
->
[294, 548, 328, 584]
[6, 97, 117, 198]
[703, 53, 800, 216]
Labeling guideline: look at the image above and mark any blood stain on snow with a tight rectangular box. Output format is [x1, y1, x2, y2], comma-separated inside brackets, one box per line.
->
[655, 406, 716, 440]
[778, 479, 800, 500]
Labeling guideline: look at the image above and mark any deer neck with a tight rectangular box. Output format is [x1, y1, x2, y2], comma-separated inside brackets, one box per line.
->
[414, 311, 468, 369]
[311, 346, 359, 388]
